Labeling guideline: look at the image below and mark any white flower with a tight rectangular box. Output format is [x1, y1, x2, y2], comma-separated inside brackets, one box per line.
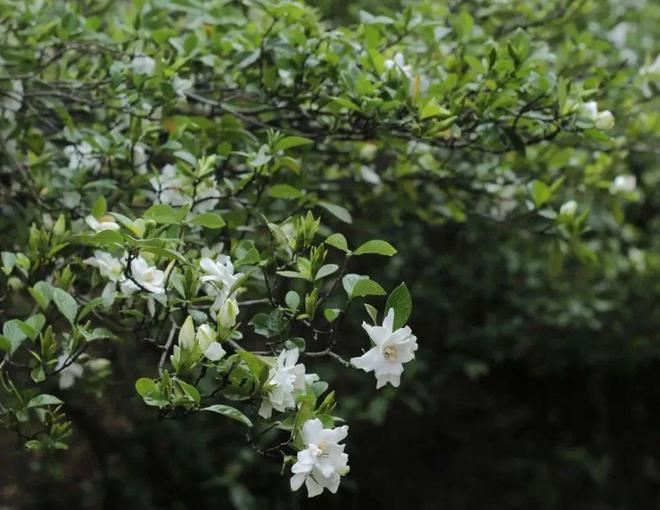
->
[640, 55, 660, 77]
[610, 174, 637, 193]
[595, 110, 614, 130]
[259, 349, 319, 419]
[196, 323, 225, 361]
[133, 144, 149, 174]
[84, 251, 124, 281]
[150, 164, 190, 206]
[290, 419, 349, 498]
[351, 308, 418, 389]
[177, 317, 225, 362]
[560, 200, 577, 217]
[131, 55, 156, 76]
[581, 101, 614, 130]
[85, 214, 120, 232]
[56, 355, 84, 390]
[130, 256, 165, 294]
[217, 298, 239, 331]
[384, 52, 412, 78]
[200, 255, 243, 310]
[64, 141, 100, 172]
[1, 80, 23, 112]
[192, 179, 221, 214]
[172, 75, 193, 98]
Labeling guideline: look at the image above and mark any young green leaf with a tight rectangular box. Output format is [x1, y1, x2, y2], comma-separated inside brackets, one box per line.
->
[353, 240, 397, 256]
[191, 212, 225, 229]
[384, 283, 412, 329]
[202, 404, 253, 427]
[52, 288, 78, 326]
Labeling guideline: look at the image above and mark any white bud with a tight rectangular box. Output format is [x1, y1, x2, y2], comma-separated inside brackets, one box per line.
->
[595, 110, 614, 130]
[560, 200, 577, 217]
[217, 298, 239, 330]
[195, 323, 215, 352]
[610, 175, 636, 193]
[178, 316, 195, 349]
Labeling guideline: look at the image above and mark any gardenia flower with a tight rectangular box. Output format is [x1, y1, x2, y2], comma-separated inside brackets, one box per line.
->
[84, 251, 124, 281]
[200, 255, 243, 310]
[560, 200, 577, 217]
[130, 256, 165, 294]
[133, 143, 149, 174]
[192, 179, 221, 214]
[178, 317, 225, 361]
[64, 141, 100, 172]
[85, 214, 120, 232]
[195, 323, 226, 361]
[150, 164, 189, 206]
[351, 308, 418, 389]
[610, 174, 637, 193]
[172, 75, 193, 98]
[259, 349, 319, 419]
[641, 55, 660, 76]
[56, 355, 84, 390]
[131, 55, 156, 76]
[84, 251, 141, 303]
[384, 52, 413, 78]
[290, 418, 349, 498]
[581, 101, 615, 130]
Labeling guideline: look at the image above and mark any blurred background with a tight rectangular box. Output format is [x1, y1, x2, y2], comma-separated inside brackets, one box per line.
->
[1, 0, 659, 509]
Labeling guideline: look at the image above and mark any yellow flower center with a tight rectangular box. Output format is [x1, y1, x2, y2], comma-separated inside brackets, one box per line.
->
[383, 345, 397, 361]
[143, 272, 154, 282]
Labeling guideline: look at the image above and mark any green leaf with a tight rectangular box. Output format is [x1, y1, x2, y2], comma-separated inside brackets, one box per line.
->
[190, 212, 225, 229]
[318, 202, 352, 223]
[91, 195, 107, 217]
[364, 303, 378, 323]
[88, 230, 124, 246]
[285, 291, 300, 311]
[324, 308, 340, 322]
[1, 251, 16, 276]
[274, 136, 314, 152]
[420, 98, 450, 120]
[531, 180, 552, 208]
[135, 378, 157, 396]
[27, 394, 63, 408]
[143, 204, 179, 224]
[18, 314, 46, 341]
[324, 233, 349, 252]
[268, 184, 303, 199]
[52, 288, 78, 326]
[28, 284, 50, 310]
[343, 274, 386, 299]
[384, 283, 412, 329]
[315, 264, 339, 280]
[202, 404, 253, 427]
[177, 379, 201, 405]
[353, 240, 397, 256]
[352, 279, 386, 298]
[1, 320, 27, 354]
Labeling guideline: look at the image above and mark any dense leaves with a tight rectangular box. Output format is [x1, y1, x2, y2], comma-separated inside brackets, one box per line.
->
[0, 0, 658, 507]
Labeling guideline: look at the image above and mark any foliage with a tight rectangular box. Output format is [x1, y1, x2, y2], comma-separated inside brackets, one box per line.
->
[0, 0, 658, 507]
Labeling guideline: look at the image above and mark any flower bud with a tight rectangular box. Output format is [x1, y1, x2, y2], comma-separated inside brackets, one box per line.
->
[560, 200, 577, 217]
[195, 323, 215, 352]
[595, 110, 614, 130]
[217, 298, 239, 330]
[178, 315, 195, 349]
